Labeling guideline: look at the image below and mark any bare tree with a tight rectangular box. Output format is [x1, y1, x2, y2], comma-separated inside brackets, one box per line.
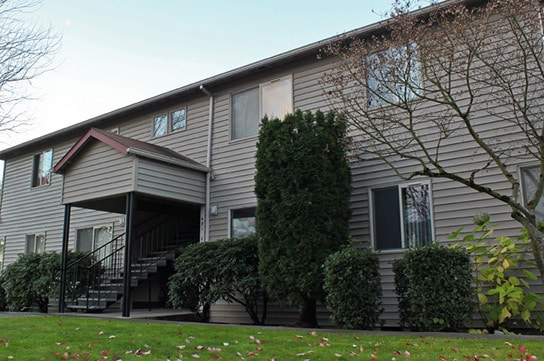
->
[323, 0, 544, 282]
[0, 0, 59, 134]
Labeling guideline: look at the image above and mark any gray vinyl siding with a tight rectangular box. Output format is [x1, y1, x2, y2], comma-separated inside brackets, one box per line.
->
[0, 143, 125, 268]
[61, 141, 135, 205]
[134, 158, 206, 205]
[118, 100, 209, 165]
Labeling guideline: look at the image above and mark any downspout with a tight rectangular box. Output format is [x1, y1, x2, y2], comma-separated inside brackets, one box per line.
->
[200, 85, 213, 242]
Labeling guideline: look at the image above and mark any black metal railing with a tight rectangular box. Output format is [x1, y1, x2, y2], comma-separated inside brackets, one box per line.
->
[131, 216, 196, 280]
[61, 215, 195, 311]
[64, 233, 125, 310]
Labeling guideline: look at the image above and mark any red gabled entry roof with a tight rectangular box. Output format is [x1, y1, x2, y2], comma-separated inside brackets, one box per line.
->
[54, 128, 207, 173]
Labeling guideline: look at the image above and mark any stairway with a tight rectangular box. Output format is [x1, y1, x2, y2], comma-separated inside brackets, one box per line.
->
[66, 246, 180, 312]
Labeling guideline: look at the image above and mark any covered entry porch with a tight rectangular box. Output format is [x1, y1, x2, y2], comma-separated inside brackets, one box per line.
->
[53, 128, 209, 317]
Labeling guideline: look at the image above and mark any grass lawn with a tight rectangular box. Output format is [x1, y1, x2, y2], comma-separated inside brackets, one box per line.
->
[0, 315, 542, 360]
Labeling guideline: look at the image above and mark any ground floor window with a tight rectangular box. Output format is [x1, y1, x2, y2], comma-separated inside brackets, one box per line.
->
[231, 207, 256, 238]
[520, 165, 544, 220]
[371, 181, 434, 250]
[76, 225, 113, 253]
[26, 233, 45, 253]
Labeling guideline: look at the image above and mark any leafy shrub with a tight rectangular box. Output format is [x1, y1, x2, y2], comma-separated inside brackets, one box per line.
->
[168, 236, 266, 324]
[450, 216, 544, 331]
[393, 245, 474, 331]
[0, 276, 6, 311]
[2, 252, 61, 312]
[323, 246, 382, 329]
[2, 251, 89, 313]
[213, 236, 267, 324]
[168, 241, 218, 321]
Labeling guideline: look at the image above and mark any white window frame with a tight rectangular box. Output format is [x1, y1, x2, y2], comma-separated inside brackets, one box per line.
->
[152, 107, 187, 138]
[366, 43, 420, 108]
[31, 149, 53, 188]
[25, 233, 46, 254]
[229, 207, 257, 238]
[75, 224, 114, 253]
[369, 180, 434, 251]
[520, 165, 544, 220]
[230, 75, 293, 141]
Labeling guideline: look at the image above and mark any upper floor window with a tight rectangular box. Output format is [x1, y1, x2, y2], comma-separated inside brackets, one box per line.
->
[371, 181, 434, 250]
[26, 233, 45, 253]
[153, 114, 168, 137]
[521, 165, 544, 219]
[31, 149, 53, 187]
[366, 44, 420, 108]
[171, 108, 187, 132]
[152, 108, 187, 137]
[231, 75, 293, 140]
[231, 207, 256, 238]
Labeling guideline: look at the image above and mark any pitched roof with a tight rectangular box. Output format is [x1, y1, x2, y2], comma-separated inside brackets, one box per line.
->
[53, 128, 208, 173]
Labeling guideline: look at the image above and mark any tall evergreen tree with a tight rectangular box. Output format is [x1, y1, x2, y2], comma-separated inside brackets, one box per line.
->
[255, 109, 351, 327]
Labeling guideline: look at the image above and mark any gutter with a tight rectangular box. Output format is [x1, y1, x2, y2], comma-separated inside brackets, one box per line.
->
[126, 148, 210, 173]
[200, 85, 214, 242]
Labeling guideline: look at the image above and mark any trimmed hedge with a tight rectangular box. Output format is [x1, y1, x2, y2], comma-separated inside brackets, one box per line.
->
[393, 245, 474, 331]
[323, 247, 382, 329]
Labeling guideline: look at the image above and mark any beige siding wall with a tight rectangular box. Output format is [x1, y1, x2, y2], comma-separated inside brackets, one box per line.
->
[62, 140, 135, 205]
[135, 158, 206, 204]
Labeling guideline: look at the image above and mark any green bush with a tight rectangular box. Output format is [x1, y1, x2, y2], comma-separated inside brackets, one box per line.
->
[168, 236, 266, 324]
[393, 245, 474, 331]
[450, 217, 544, 331]
[0, 276, 6, 311]
[168, 241, 218, 321]
[2, 252, 61, 312]
[2, 251, 89, 313]
[255, 110, 352, 327]
[323, 246, 382, 329]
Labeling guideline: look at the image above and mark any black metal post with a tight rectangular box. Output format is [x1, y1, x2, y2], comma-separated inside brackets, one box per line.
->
[58, 204, 71, 313]
[122, 192, 136, 317]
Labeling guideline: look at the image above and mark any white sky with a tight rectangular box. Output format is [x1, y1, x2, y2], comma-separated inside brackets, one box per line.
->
[1, 0, 400, 153]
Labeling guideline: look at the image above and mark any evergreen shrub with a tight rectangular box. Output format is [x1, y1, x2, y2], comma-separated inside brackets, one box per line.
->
[2, 251, 88, 312]
[168, 236, 266, 324]
[393, 245, 474, 331]
[323, 246, 382, 329]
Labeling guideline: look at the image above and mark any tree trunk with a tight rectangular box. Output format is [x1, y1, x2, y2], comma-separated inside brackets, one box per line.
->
[511, 212, 544, 288]
[297, 297, 318, 328]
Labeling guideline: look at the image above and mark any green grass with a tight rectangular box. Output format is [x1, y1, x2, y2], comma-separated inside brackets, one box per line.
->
[0, 316, 542, 360]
